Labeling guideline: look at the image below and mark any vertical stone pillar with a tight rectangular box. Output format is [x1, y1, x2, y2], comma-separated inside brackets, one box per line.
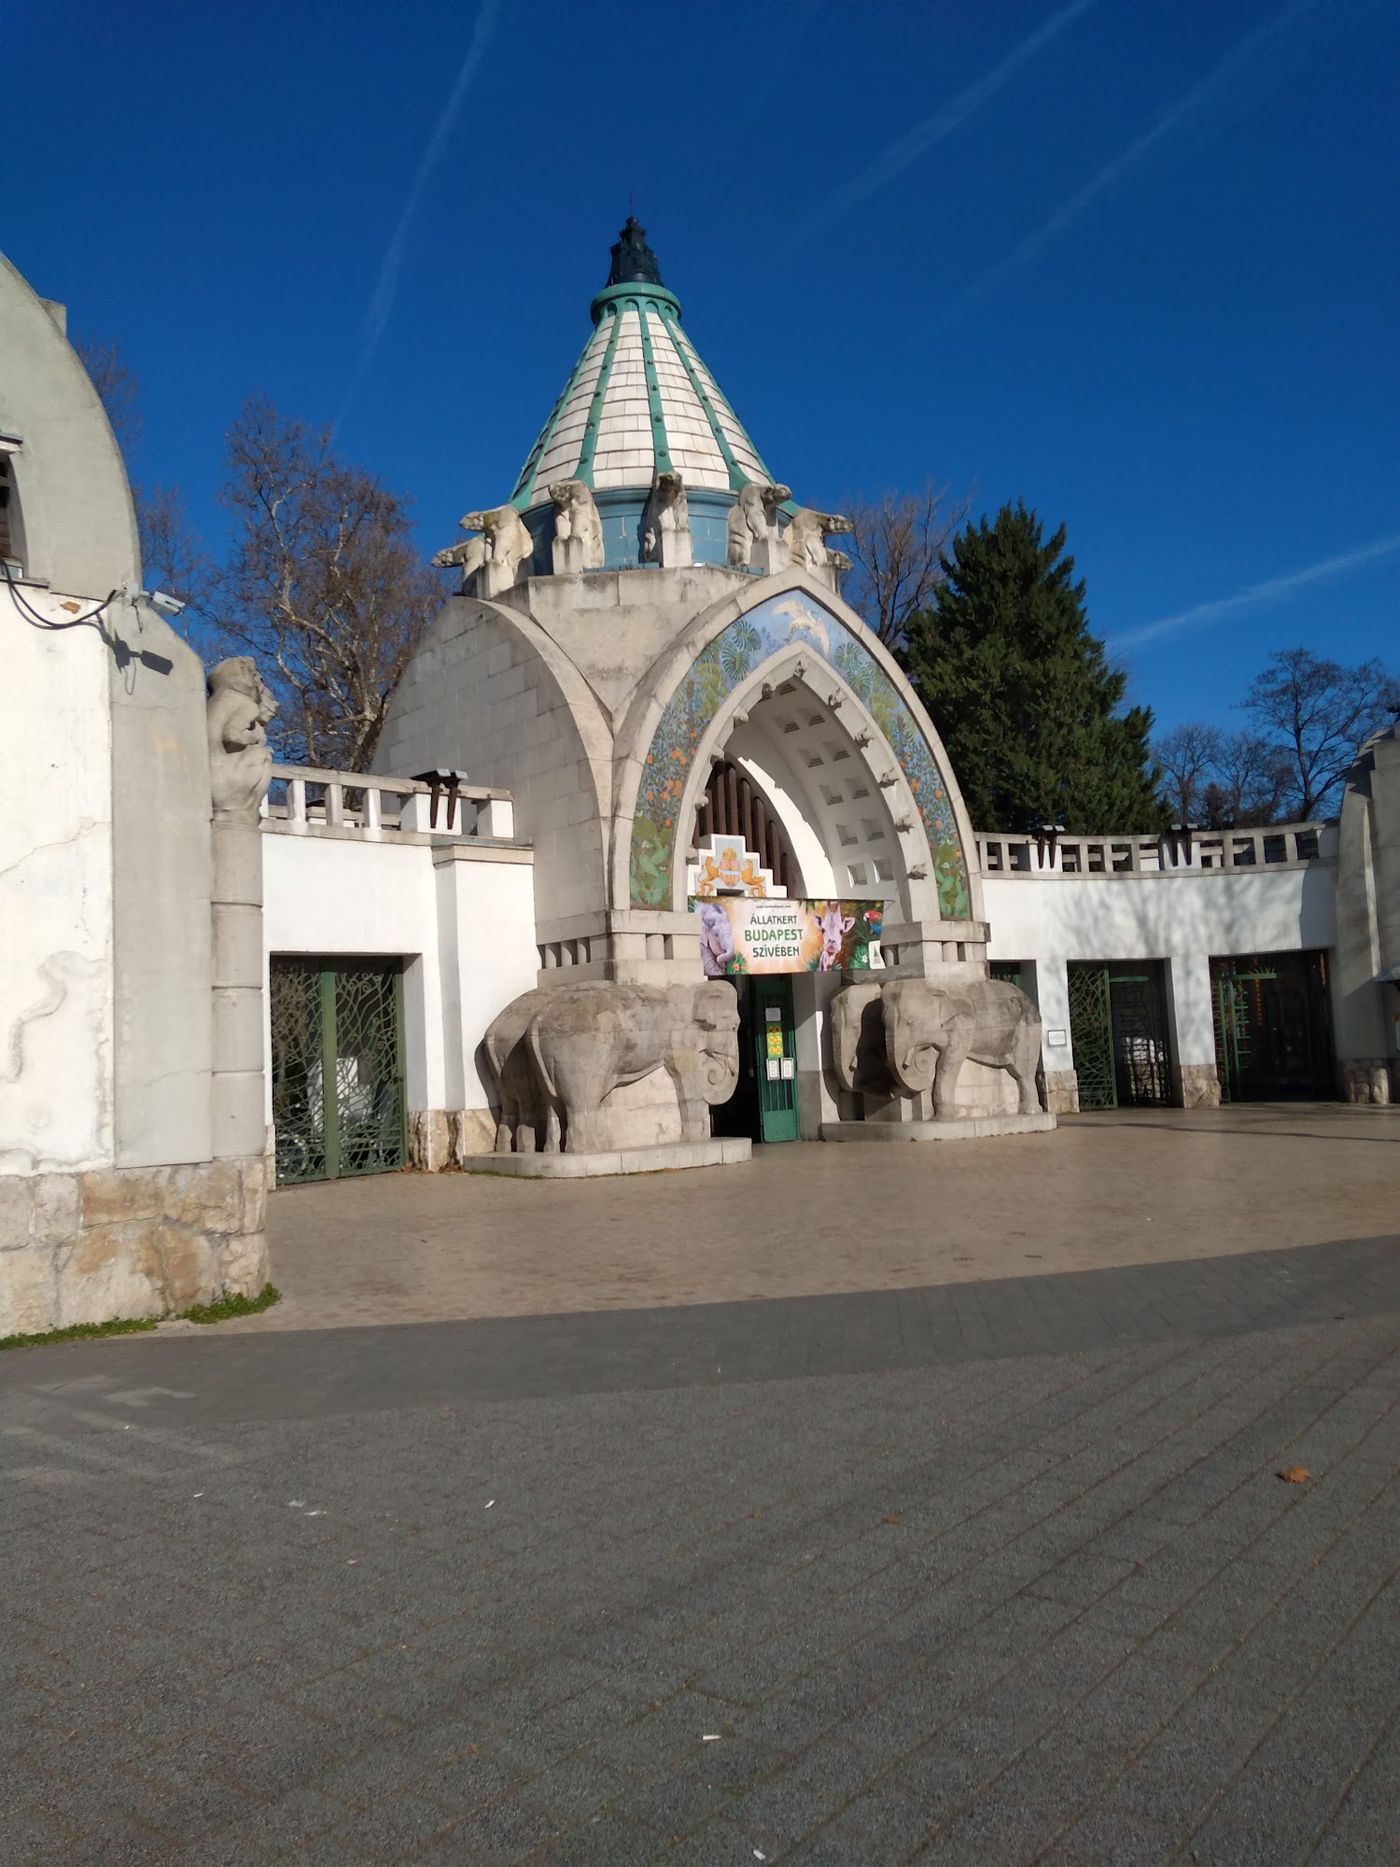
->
[205, 658, 278, 1289]
[210, 817, 268, 1158]
[1165, 952, 1222, 1107]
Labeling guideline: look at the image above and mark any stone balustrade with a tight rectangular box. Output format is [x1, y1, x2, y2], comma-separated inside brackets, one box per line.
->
[262, 764, 517, 843]
[975, 822, 1335, 877]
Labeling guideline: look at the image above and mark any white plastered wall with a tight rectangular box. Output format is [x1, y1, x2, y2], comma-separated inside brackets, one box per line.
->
[983, 865, 1339, 1078]
[2, 609, 114, 1173]
[261, 834, 537, 1124]
[375, 597, 609, 943]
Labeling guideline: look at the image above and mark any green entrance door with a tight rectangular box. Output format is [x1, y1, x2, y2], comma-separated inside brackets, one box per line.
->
[269, 957, 407, 1183]
[1211, 951, 1333, 1100]
[750, 976, 800, 1143]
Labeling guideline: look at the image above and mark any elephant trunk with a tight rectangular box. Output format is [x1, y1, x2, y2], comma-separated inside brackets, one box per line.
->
[884, 1003, 938, 1094]
[700, 1040, 739, 1105]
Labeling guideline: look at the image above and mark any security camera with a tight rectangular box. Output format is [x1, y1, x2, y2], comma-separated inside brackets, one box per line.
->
[149, 590, 186, 618]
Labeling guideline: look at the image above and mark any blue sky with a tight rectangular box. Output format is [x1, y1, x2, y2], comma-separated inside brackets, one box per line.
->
[7, 0, 1397, 735]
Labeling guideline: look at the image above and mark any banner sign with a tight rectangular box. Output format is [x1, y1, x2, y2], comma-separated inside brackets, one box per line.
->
[691, 897, 883, 978]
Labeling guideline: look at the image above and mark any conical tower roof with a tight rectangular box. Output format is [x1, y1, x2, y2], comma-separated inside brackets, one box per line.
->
[511, 218, 774, 511]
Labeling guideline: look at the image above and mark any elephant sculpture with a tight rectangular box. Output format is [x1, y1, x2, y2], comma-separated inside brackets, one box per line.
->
[881, 976, 1043, 1118]
[485, 981, 740, 1154]
[828, 979, 890, 1097]
[483, 987, 567, 1154]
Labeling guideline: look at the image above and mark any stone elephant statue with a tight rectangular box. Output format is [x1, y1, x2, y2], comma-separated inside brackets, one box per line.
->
[828, 979, 889, 1096]
[483, 987, 568, 1155]
[487, 981, 740, 1155]
[881, 976, 1043, 1118]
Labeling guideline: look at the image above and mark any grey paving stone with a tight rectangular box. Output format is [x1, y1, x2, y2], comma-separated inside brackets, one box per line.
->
[5, 1243, 1399, 1865]
[605, 1764, 738, 1841]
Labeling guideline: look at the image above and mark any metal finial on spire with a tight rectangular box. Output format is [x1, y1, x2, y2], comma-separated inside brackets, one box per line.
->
[606, 215, 663, 289]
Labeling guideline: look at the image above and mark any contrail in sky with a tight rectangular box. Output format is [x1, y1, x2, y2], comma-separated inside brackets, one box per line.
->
[936, 0, 1328, 326]
[774, 0, 1098, 262]
[337, 0, 503, 431]
[1109, 533, 1400, 651]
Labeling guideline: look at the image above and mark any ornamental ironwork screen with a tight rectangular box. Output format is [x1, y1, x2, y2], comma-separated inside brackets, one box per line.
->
[1067, 963, 1116, 1110]
[270, 958, 407, 1183]
[1067, 961, 1172, 1110]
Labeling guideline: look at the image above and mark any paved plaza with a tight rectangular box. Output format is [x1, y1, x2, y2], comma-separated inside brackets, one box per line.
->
[3, 1109, 1399, 1863]
[243, 1105, 1400, 1332]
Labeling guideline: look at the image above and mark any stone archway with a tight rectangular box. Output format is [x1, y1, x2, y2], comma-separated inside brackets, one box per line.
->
[624, 587, 973, 923]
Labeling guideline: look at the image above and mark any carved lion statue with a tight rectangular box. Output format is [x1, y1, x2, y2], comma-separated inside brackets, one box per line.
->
[548, 479, 604, 568]
[786, 505, 853, 572]
[642, 469, 690, 562]
[726, 480, 791, 567]
[207, 657, 277, 821]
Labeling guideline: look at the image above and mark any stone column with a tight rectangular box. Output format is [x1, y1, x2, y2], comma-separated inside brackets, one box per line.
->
[205, 658, 278, 1288]
[211, 816, 268, 1158]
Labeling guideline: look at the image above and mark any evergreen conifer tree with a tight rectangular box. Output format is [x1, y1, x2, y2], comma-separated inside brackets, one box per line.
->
[900, 501, 1160, 833]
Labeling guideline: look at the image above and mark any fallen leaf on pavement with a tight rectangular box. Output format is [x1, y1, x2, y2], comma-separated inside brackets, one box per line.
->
[1277, 1466, 1311, 1484]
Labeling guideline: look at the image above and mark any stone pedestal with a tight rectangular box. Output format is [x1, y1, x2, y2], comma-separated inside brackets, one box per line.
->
[462, 1137, 751, 1178]
[1341, 1059, 1394, 1105]
[479, 558, 524, 599]
[1041, 1070, 1080, 1115]
[654, 528, 692, 568]
[1175, 1063, 1222, 1109]
[552, 534, 590, 576]
[752, 532, 790, 576]
[820, 1113, 1056, 1143]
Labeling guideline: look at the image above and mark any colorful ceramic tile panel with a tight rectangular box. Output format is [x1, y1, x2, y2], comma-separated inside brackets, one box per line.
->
[630, 594, 970, 918]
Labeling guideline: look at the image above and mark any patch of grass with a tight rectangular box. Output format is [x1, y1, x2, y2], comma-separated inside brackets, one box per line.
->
[0, 1283, 280, 1353]
[181, 1284, 281, 1326]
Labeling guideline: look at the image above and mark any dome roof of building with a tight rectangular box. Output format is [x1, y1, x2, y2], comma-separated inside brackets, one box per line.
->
[511, 218, 774, 512]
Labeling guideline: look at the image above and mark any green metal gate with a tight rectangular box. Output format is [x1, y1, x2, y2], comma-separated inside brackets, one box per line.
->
[270, 958, 407, 1183]
[1068, 963, 1116, 1110]
[1067, 961, 1172, 1110]
[751, 976, 800, 1143]
[1213, 967, 1270, 1104]
[1211, 951, 1333, 1101]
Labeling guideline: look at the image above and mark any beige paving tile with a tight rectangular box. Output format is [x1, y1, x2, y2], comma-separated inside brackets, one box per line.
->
[220, 1105, 1400, 1335]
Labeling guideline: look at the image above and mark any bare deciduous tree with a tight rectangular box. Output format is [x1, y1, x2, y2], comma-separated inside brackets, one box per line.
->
[137, 482, 213, 616]
[216, 397, 440, 771]
[1153, 721, 1223, 822]
[1206, 731, 1292, 826]
[842, 479, 971, 647]
[1244, 648, 1399, 819]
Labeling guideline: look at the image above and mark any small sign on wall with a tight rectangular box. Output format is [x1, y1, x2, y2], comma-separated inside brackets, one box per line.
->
[1046, 1028, 1068, 1048]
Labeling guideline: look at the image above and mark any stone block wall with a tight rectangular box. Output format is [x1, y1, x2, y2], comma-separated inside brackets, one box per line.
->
[0, 1158, 268, 1338]
[407, 1109, 496, 1171]
[1041, 1069, 1080, 1115]
[1175, 1062, 1223, 1109]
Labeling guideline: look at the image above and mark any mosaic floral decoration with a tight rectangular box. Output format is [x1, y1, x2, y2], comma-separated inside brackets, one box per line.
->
[630, 594, 970, 918]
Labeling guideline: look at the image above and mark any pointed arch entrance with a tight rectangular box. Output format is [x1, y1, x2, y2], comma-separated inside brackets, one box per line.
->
[624, 587, 974, 926]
